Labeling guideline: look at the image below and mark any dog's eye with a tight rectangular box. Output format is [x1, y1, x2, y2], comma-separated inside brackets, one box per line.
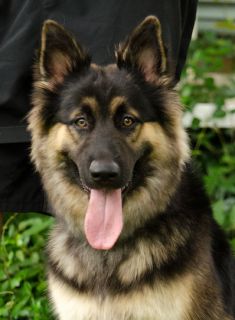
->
[121, 115, 135, 128]
[74, 117, 88, 129]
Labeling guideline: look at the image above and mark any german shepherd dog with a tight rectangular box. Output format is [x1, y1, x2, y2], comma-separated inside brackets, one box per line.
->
[28, 16, 235, 319]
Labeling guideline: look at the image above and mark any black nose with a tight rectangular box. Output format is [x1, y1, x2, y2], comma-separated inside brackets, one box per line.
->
[89, 160, 120, 182]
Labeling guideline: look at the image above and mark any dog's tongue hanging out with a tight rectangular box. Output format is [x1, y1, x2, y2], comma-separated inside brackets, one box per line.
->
[84, 189, 123, 250]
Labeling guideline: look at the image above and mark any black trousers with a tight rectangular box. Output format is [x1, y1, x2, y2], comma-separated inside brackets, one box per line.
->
[0, 0, 197, 213]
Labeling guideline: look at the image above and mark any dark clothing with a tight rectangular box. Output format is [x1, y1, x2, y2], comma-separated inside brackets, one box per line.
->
[0, 0, 197, 213]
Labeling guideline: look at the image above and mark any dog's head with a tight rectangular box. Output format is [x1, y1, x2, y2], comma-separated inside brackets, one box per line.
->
[28, 17, 190, 249]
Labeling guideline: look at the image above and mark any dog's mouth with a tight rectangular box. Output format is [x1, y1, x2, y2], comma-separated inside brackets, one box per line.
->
[79, 177, 131, 196]
[66, 146, 151, 251]
[80, 179, 133, 250]
[67, 160, 132, 250]
[68, 159, 131, 196]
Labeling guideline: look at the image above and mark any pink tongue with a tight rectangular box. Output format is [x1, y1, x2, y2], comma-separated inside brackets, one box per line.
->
[84, 189, 123, 250]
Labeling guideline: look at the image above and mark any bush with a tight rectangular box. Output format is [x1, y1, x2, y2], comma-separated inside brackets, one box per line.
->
[181, 32, 235, 110]
[180, 32, 235, 248]
[0, 213, 53, 319]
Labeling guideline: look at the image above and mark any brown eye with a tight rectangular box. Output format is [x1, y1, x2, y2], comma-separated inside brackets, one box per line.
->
[122, 116, 135, 128]
[74, 117, 88, 129]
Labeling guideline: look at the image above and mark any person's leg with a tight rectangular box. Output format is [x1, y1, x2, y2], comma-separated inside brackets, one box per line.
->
[0, 143, 45, 214]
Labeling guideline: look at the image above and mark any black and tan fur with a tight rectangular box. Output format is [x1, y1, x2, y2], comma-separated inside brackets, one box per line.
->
[28, 17, 235, 319]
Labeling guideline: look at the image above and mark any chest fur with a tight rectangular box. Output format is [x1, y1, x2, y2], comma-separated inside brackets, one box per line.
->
[49, 272, 193, 320]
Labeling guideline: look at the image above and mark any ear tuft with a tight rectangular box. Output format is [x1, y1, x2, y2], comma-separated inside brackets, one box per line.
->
[39, 20, 90, 85]
[116, 16, 168, 83]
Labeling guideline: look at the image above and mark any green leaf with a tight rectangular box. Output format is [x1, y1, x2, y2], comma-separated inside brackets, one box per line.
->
[229, 206, 235, 227]
[22, 219, 52, 237]
[213, 110, 226, 118]
[230, 239, 235, 251]
[15, 250, 25, 262]
[213, 200, 226, 226]
[204, 77, 215, 89]
[0, 307, 9, 317]
[191, 117, 201, 129]
[10, 277, 22, 289]
[11, 296, 30, 317]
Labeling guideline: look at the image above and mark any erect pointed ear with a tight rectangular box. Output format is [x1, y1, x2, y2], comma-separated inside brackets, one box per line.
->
[39, 20, 90, 85]
[116, 16, 169, 84]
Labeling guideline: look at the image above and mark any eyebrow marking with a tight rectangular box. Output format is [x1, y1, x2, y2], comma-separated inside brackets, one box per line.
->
[110, 96, 140, 118]
[80, 97, 99, 113]
[110, 96, 126, 115]
[69, 96, 99, 120]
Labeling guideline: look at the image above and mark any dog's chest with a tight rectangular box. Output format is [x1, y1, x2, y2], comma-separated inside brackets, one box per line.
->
[49, 273, 192, 320]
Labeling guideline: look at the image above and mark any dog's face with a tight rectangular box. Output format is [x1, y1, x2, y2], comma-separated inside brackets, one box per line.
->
[28, 17, 190, 249]
[56, 67, 148, 193]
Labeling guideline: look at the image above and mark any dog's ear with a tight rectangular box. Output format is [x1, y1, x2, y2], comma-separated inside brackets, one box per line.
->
[116, 16, 169, 84]
[39, 20, 90, 85]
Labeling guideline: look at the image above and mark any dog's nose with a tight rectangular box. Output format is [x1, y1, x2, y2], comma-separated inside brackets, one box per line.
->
[89, 160, 120, 182]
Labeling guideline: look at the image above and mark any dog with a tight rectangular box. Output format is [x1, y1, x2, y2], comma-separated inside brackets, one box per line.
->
[28, 16, 235, 319]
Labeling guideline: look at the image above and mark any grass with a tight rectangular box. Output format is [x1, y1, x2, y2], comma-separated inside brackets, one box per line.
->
[0, 213, 53, 319]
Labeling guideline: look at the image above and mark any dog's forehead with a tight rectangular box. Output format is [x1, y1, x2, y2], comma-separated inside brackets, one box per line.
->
[62, 65, 145, 115]
[90, 64, 138, 103]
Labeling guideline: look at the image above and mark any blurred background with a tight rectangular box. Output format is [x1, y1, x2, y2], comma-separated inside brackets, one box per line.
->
[181, 0, 235, 247]
[0, 1, 235, 318]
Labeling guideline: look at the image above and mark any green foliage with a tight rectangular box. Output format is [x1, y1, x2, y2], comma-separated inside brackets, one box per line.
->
[181, 32, 235, 110]
[180, 32, 235, 246]
[0, 213, 53, 319]
[189, 129, 235, 242]
[216, 19, 235, 32]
